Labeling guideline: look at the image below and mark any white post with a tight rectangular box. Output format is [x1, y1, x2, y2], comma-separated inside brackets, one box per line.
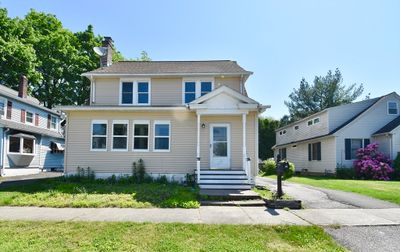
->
[242, 113, 248, 179]
[196, 113, 201, 184]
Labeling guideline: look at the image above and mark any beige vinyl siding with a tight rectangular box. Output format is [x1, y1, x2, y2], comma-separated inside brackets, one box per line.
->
[65, 110, 257, 176]
[215, 77, 241, 92]
[151, 78, 182, 105]
[93, 77, 120, 105]
[274, 136, 336, 174]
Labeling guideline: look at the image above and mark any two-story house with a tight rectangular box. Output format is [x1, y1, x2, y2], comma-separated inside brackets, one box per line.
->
[273, 92, 400, 174]
[0, 75, 64, 177]
[60, 37, 268, 189]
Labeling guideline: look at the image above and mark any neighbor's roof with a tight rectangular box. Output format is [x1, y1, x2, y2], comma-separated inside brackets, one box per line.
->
[0, 85, 60, 115]
[374, 115, 400, 135]
[0, 118, 63, 139]
[82, 60, 252, 76]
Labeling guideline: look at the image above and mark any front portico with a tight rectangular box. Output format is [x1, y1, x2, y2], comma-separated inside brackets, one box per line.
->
[188, 86, 267, 189]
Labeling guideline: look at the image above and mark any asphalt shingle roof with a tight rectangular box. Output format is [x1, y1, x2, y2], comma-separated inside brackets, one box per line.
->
[83, 60, 252, 75]
[374, 115, 400, 135]
[0, 118, 63, 139]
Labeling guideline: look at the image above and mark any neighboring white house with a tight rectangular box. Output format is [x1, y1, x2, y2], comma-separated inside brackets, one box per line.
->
[0, 76, 64, 177]
[59, 37, 269, 189]
[273, 92, 400, 174]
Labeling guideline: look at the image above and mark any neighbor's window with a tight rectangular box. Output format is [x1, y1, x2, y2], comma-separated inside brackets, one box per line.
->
[308, 142, 321, 161]
[313, 118, 320, 124]
[26, 111, 34, 124]
[307, 120, 313, 126]
[184, 82, 196, 103]
[112, 121, 128, 151]
[154, 121, 170, 151]
[294, 125, 299, 130]
[91, 121, 107, 151]
[9, 136, 35, 154]
[121, 82, 133, 104]
[0, 99, 5, 116]
[388, 101, 398, 115]
[50, 116, 57, 129]
[279, 148, 287, 159]
[201, 81, 212, 96]
[137, 82, 149, 104]
[133, 121, 149, 151]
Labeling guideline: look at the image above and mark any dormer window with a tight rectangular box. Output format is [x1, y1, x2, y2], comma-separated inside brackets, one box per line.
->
[120, 79, 151, 105]
[183, 78, 214, 104]
[388, 101, 398, 115]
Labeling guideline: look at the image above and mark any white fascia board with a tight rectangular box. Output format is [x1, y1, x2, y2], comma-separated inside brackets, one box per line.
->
[81, 72, 250, 78]
[57, 106, 187, 112]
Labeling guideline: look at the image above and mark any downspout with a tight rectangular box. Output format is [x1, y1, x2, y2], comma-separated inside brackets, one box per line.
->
[1, 128, 10, 176]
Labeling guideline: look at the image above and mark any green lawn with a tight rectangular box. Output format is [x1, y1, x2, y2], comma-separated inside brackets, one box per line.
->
[0, 221, 345, 252]
[0, 178, 200, 208]
[266, 175, 400, 205]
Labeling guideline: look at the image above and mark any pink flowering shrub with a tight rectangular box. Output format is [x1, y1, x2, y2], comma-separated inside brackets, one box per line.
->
[353, 142, 393, 180]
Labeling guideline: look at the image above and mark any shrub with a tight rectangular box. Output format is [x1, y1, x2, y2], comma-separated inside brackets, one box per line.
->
[280, 161, 295, 180]
[132, 159, 147, 183]
[392, 153, 400, 180]
[185, 173, 196, 187]
[353, 142, 393, 180]
[260, 158, 276, 175]
[336, 164, 356, 179]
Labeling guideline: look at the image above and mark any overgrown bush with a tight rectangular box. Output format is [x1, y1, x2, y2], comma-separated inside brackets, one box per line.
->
[353, 142, 393, 180]
[185, 173, 196, 187]
[336, 164, 356, 179]
[392, 153, 400, 180]
[260, 158, 295, 180]
[132, 159, 147, 183]
[260, 158, 276, 175]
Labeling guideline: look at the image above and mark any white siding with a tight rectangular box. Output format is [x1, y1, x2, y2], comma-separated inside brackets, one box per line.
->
[372, 135, 391, 158]
[392, 128, 400, 159]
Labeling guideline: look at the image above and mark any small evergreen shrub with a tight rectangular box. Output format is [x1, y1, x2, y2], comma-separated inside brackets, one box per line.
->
[185, 173, 196, 187]
[353, 142, 393, 180]
[336, 164, 356, 179]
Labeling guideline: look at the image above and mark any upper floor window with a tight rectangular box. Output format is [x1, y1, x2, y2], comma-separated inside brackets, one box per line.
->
[388, 101, 398, 115]
[183, 79, 214, 104]
[120, 79, 151, 105]
[0, 98, 5, 116]
[26, 111, 34, 124]
[51, 115, 57, 130]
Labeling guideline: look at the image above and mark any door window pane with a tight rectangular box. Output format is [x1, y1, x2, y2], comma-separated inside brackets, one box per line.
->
[213, 142, 227, 157]
[213, 127, 227, 141]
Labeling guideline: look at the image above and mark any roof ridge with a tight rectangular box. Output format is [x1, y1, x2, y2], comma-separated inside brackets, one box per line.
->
[115, 60, 234, 63]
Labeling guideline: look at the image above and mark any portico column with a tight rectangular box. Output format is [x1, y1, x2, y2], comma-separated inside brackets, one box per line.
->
[196, 113, 201, 183]
[242, 113, 247, 173]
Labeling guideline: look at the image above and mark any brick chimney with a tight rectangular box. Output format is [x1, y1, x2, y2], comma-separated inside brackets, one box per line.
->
[18, 75, 28, 98]
[100, 36, 113, 67]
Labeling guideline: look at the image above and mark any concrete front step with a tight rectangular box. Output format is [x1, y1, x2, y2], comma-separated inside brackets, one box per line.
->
[199, 184, 252, 190]
[201, 200, 266, 207]
[199, 179, 249, 184]
[200, 189, 262, 200]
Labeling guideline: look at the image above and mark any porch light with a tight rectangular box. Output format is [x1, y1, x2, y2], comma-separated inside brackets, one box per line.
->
[201, 123, 206, 128]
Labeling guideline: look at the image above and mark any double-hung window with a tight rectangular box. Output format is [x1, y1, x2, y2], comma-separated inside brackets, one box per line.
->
[183, 79, 214, 104]
[388, 101, 398, 115]
[133, 121, 149, 151]
[154, 121, 170, 151]
[121, 80, 150, 105]
[345, 138, 370, 160]
[91, 120, 107, 151]
[308, 142, 321, 161]
[50, 115, 57, 130]
[0, 98, 5, 116]
[112, 120, 128, 151]
[26, 111, 34, 124]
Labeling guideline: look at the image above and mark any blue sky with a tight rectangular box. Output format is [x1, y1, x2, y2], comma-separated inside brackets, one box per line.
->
[1, 0, 399, 119]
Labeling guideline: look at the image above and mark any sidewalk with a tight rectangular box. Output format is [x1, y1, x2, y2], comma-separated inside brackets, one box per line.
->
[1, 206, 400, 226]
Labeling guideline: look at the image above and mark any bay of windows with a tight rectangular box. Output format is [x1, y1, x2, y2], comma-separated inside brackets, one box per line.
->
[9, 135, 35, 154]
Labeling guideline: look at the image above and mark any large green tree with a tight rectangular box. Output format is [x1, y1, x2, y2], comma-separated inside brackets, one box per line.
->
[283, 69, 364, 123]
[0, 8, 149, 108]
[259, 117, 280, 160]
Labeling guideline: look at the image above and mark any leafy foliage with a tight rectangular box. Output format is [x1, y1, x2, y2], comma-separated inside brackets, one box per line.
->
[260, 158, 295, 180]
[335, 164, 356, 179]
[258, 117, 280, 159]
[392, 153, 400, 180]
[353, 142, 393, 180]
[283, 69, 364, 123]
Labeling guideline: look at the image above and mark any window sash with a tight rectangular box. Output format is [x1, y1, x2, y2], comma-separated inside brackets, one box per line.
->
[50, 116, 57, 129]
[91, 122, 107, 151]
[121, 82, 134, 104]
[8, 136, 35, 154]
[154, 122, 170, 151]
[184, 82, 196, 103]
[388, 102, 398, 114]
[183, 80, 213, 104]
[133, 123, 149, 151]
[112, 122, 128, 151]
[26, 112, 34, 124]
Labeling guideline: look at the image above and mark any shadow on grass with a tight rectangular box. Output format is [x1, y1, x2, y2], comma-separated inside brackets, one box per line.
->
[0, 177, 200, 208]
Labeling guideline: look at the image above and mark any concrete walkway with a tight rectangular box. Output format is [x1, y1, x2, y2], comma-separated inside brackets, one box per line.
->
[2, 206, 400, 227]
[256, 177, 400, 209]
[0, 206, 308, 225]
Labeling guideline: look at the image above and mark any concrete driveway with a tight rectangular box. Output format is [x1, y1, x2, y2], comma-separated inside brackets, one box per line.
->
[256, 177, 399, 209]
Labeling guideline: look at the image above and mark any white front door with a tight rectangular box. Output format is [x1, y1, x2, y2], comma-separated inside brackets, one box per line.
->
[210, 124, 230, 169]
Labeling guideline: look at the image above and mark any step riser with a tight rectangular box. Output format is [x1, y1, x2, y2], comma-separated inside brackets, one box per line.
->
[199, 180, 249, 184]
[200, 175, 248, 179]
[196, 170, 246, 175]
[199, 184, 252, 190]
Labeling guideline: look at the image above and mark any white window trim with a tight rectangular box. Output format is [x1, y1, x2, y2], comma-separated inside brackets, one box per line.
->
[153, 120, 171, 152]
[387, 101, 398, 115]
[8, 135, 36, 155]
[90, 120, 108, 152]
[111, 120, 129, 152]
[25, 111, 34, 125]
[50, 115, 58, 131]
[0, 97, 6, 118]
[182, 77, 215, 104]
[133, 120, 150, 152]
[119, 78, 151, 106]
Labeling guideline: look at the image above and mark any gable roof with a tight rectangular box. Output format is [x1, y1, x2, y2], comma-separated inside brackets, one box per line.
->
[190, 85, 259, 105]
[373, 115, 400, 135]
[82, 60, 252, 76]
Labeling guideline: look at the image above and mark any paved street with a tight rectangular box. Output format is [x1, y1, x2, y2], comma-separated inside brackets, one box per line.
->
[256, 176, 399, 209]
